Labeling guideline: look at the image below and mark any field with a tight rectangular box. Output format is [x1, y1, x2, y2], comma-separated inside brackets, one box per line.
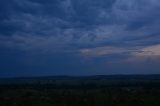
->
[0, 75, 160, 106]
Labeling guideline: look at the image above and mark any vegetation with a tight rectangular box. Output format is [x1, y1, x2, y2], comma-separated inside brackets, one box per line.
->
[0, 75, 160, 106]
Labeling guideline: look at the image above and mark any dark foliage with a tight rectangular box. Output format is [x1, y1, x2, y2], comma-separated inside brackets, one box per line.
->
[0, 75, 160, 106]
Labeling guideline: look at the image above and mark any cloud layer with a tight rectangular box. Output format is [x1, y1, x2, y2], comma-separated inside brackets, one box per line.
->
[0, 0, 160, 50]
[0, 0, 160, 76]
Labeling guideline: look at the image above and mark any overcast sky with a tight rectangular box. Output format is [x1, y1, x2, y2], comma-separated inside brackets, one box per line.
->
[0, 0, 160, 77]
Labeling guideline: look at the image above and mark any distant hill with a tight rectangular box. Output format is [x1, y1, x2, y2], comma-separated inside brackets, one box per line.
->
[0, 74, 160, 86]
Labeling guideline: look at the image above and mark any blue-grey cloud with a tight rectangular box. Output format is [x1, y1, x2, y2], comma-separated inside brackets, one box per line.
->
[0, 0, 160, 49]
[0, 0, 160, 77]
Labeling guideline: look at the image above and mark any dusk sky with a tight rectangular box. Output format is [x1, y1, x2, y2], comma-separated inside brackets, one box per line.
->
[0, 0, 160, 77]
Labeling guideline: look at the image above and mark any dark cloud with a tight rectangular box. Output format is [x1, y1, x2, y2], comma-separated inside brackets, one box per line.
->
[0, 0, 160, 77]
[0, 0, 160, 47]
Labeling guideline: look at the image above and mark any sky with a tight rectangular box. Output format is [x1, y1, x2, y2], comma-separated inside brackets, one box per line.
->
[0, 0, 160, 77]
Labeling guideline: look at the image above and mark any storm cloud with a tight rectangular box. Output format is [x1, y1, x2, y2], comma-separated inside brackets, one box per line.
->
[0, 0, 160, 77]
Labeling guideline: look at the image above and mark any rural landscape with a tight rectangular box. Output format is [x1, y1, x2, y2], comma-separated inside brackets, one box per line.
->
[1, 75, 160, 106]
[1, 0, 160, 105]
